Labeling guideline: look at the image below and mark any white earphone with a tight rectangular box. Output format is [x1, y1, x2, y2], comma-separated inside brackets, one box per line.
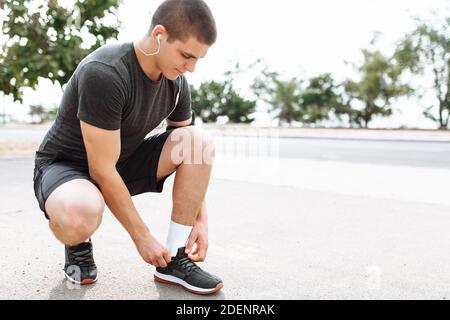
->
[138, 34, 162, 56]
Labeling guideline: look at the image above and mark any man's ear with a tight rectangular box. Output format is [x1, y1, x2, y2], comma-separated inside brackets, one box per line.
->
[151, 24, 167, 41]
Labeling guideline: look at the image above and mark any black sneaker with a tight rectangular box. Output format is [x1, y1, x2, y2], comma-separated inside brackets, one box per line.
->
[64, 239, 98, 285]
[154, 247, 223, 295]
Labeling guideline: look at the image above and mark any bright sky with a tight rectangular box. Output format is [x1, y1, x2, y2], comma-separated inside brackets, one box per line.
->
[2, 0, 449, 128]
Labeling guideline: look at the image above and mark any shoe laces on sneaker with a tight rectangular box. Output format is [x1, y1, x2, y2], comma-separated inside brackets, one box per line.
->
[67, 243, 95, 269]
[176, 256, 200, 273]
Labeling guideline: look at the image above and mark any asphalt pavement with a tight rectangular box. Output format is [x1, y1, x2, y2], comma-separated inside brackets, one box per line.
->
[1, 145, 450, 299]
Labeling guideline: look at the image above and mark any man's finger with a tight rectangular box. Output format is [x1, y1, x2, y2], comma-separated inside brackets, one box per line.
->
[158, 257, 167, 268]
[185, 235, 196, 254]
[163, 250, 172, 263]
[199, 246, 207, 261]
[192, 247, 206, 262]
[188, 253, 198, 261]
[191, 244, 199, 255]
[189, 253, 202, 262]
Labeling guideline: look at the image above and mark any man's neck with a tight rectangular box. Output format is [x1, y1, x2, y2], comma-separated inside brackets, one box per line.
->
[133, 36, 163, 82]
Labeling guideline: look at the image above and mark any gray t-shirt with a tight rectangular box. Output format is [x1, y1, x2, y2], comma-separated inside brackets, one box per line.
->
[35, 42, 192, 168]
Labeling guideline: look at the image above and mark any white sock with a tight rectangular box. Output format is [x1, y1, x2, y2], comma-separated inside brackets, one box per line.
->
[166, 220, 193, 257]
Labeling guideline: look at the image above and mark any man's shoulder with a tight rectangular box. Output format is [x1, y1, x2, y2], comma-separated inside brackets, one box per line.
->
[75, 42, 132, 81]
[81, 42, 132, 67]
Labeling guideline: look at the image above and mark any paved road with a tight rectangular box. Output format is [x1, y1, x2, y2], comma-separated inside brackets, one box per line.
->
[214, 136, 450, 169]
[1, 154, 450, 299]
[2, 126, 450, 168]
[0, 126, 49, 142]
[1, 125, 450, 299]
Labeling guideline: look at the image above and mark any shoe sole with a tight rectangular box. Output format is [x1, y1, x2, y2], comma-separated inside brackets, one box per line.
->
[154, 272, 223, 295]
[64, 272, 98, 285]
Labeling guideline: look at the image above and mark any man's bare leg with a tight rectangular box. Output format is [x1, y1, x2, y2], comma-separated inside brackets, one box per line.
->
[154, 126, 222, 294]
[156, 126, 215, 226]
[45, 179, 105, 246]
[44, 178, 105, 285]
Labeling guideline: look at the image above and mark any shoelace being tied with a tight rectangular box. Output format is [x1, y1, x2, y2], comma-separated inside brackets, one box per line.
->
[68, 246, 95, 268]
[177, 256, 200, 273]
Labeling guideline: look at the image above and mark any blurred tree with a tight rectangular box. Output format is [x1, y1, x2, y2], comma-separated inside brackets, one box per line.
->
[43, 105, 58, 122]
[252, 69, 347, 126]
[0, 0, 121, 102]
[191, 81, 256, 124]
[343, 49, 412, 128]
[220, 89, 256, 123]
[394, 18, 449, 129]
[28, 104, 57, 123]
[252, 69, 303, 125]
[28, 104, 45, 123]
[300, 73, 349, 124]
[190, 81, 225, 123]
[191, 63, 256, 124]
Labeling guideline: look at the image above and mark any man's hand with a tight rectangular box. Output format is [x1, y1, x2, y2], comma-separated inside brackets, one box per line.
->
[185, 219, 208, 262]
[134, 233, 172, 268]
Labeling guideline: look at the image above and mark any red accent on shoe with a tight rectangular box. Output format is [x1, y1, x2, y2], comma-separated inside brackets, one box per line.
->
[154, 275, 223, 295]
[80, 278, 96, 285]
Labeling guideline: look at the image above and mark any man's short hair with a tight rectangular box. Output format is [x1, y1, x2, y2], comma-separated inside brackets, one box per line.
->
[150, 0, 217, 45]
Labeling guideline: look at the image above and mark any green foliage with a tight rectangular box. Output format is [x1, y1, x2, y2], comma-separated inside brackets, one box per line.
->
[300, 73, 348, 124]
[219, 90, 256, 124]
[190, 81, 225, 123]
[252, 69, 345, 126]
[252, 69, 303, 125]
[191, 64, 256, 124]
[343, 49, 412, 128]
[0, 0, 121, 102]
[28, 103, 57, 123]
[395, 17, 449, 129]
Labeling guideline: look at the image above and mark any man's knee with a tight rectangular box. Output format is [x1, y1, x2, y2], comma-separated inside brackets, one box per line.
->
[51, 199, 104, 245]
[62, 200, 104, 227]
[170, 126, 215, 165]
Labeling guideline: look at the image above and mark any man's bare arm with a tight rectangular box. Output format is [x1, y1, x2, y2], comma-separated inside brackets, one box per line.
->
[80, 120, 171, 267]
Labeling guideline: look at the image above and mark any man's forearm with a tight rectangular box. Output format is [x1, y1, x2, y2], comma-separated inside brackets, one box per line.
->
[196, 200, 208, 223]
[93, 170, 149, 241]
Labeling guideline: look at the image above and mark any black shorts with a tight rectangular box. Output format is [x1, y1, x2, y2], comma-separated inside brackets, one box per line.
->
[33, 130, 174, 220]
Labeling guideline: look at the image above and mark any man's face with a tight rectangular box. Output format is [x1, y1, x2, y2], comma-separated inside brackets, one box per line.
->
[157, 35, 211, 80]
